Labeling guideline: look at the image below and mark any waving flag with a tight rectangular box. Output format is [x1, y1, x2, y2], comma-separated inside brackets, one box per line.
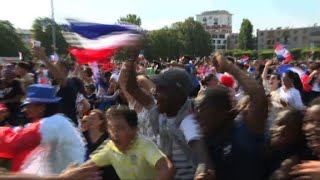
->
[276, 64, 306, 77]
[239, 55, 249, 64]
[274, 44, 293, 64]
[62, 20, 142, 64]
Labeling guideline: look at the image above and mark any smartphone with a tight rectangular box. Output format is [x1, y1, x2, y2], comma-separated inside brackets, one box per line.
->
[196, 163, 207, 175]
[32, 41, 41, 48]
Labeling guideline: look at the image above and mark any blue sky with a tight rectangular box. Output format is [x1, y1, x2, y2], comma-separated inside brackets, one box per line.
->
[1, 0, 319, 32]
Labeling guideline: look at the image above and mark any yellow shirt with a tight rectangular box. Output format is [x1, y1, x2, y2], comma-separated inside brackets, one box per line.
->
[91, 135, 165, 180]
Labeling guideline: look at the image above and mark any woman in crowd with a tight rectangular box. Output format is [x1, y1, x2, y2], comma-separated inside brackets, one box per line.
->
[198, 73, 219, 96]
[81, 67, 95, 86]
[73, 77, 91, 122]
[261, 60, 282, 101]
[279, 70, 304, 110]
[80, 115, 91, 132]
[83, 109, 119, 179]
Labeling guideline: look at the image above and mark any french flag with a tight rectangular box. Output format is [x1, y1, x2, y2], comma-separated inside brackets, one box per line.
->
[274, 43, 293, 64]
[239, 55, 249, 64]
[276, 64, 306, 77]
[62, 20, 143, 64]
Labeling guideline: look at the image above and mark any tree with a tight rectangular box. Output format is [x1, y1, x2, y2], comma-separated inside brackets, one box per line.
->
[238, 19, 254, 50]
[258, 49, 274, 59]
[32, 17, 69, 56]
[0, 20, 29, 57]
[144, 18, 212, 60]
[113, 14, 142, 60]
[172, 17, 212, 57]
[282, 30, 290, 44]
[118, 14, 142, 26]
[144, 27, 183, 60]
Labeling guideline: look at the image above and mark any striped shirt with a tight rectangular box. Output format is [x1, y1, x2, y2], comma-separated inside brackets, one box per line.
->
[165, 114, 202, 180]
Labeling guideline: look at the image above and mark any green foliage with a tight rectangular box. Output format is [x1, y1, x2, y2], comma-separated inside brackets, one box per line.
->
[144, 27, 183, 60]
[118, 14, 142, 26]
[301, 48, 320, 60]
[290, 48, 303, 60]
[0, 20, 29, 57]
[32, 17, 69, 56]
[233, 50, 257, 59]
[223, 49, 256, 59]
[238, 19, 254, 50]
[258, 49, 274, 59]
[144, 18, 212, 60]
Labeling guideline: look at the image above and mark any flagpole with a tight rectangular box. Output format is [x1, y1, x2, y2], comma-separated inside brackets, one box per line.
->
[50, 0, 56, 54]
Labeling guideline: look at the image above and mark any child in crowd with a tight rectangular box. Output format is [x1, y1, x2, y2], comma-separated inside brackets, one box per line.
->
[81, 105, 175, 180]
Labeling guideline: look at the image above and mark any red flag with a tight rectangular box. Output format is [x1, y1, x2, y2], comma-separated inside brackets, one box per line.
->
[68, 48, 116, 65]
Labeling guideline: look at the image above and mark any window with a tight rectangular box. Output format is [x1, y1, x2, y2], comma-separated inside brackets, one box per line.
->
[310, 31, 320, 36]
[217, 45, 222, 49]
[217, 40, 221, 44]
[303, 36, 308, 42]
[267, 40, 271, 45]
[219, 34, 225, 38]
[221, 45, 226, 49]
[212, 34, 218, 38]
[213, 45, 216, 50]
[212, 40, 216, 43]
[214, 18, 218, 25]
[223, 40, 227, 44]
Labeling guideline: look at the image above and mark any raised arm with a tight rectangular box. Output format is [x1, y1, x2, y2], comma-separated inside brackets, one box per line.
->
[261, 60, 272, 81]
[214, 53, 268, 135]
[121, 59, 154, 108]
[33, 47, 67, 87]
[0, 162, 98, 180]
[98, 90, 120, 101]
[155, 157, 175, 180]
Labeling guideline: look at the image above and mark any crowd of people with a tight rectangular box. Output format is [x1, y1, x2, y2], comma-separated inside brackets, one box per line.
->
[1, 44, 320, 180]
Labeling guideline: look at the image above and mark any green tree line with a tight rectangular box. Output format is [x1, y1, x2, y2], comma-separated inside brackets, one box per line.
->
[1, 15, 319, 61]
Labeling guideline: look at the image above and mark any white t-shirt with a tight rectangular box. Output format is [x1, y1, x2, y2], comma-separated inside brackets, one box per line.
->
[312, 81, 320, 92]
[279, 87, 304, 110]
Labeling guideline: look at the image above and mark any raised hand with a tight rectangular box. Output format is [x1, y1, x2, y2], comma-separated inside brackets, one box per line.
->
[290, 161, 320, 180]
[211, 52, 230, 73]
[32, 47, 47, 60]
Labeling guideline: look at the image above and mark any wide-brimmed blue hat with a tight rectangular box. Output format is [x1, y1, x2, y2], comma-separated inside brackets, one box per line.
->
[21, 84, 61, 106]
